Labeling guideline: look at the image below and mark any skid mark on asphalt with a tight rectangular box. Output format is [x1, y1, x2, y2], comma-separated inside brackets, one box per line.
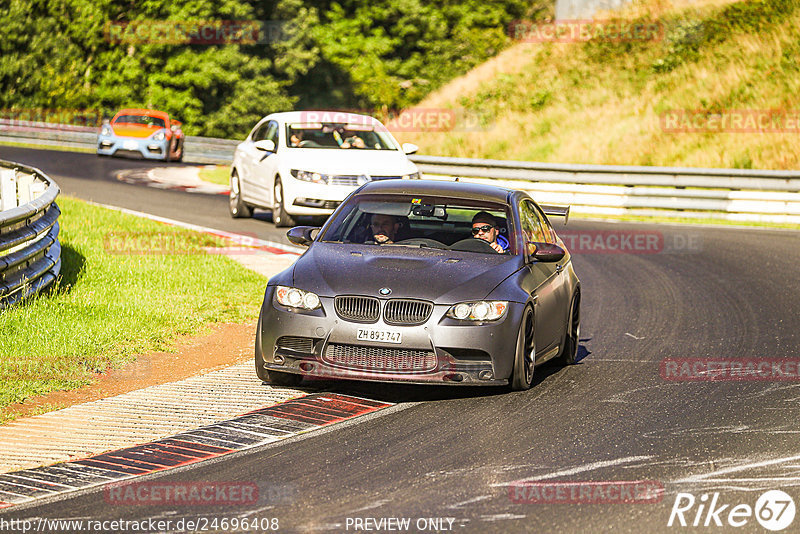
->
[675, 453, 800, 488]
[0, 394, 391, 509]
[491, 455, 654, 487]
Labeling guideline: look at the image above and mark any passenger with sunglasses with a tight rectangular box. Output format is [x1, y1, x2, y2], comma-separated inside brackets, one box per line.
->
[471, 211, 509, 253]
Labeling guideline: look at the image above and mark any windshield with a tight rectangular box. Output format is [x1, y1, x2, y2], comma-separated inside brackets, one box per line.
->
[286, 122, 398, 150]
[319, 194, 515, 254]
[113, 114, 166, 128]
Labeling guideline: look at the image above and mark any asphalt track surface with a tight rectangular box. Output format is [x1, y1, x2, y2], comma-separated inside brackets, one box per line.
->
[2, 146, 800, 533]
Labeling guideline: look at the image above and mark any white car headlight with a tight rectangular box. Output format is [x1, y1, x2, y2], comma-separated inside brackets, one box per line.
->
[402, 172, 420, 180]
[152, 130, 166, 141]
[446, 301, 508, 321]
[275, 286, 321, 310]
[101, 126, 112, 136]
[291, 169, 329, 184]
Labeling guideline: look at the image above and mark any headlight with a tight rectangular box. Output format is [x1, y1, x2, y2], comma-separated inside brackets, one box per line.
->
[402, 172, 420, 180]
[152, 130, 166, 141]
[101, 126, 112, 136]
[446, 301, 507, 321]
[291, 169, 328, 184]
[275, 286, 321, 310]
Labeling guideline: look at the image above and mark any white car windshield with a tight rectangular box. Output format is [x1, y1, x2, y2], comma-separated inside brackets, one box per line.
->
[286, 123, 398, 150]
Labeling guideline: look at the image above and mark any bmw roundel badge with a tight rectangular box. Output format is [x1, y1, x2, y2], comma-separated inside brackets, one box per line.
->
[379, 287, 392, 296]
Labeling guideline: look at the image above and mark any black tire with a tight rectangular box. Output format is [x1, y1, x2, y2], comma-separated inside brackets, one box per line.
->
[229, 172, 253, 218]
[510, 306, 535, 390]
[255, 313, 303, 386]
[272, 177, 296, 228]
[558, 292, 581, 366]
[175, 140, 184, 162]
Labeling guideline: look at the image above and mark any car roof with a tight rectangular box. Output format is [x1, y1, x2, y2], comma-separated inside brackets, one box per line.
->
[356, 179, 519, 204]
[260, 111, 382, 126]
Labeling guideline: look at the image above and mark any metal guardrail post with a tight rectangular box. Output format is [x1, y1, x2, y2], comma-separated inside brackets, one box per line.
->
[0, 159, 61, 309]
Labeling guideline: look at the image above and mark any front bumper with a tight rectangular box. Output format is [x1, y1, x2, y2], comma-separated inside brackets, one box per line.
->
[258, 287, 524, 386]
[97, 135, 169, 160]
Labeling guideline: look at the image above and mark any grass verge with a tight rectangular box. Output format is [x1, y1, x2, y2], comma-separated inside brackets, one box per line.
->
[198, 165, 231, 187]
[0, 196, 266, 422]
[397, 0, 800, 170]
[0, 140, 95, 154]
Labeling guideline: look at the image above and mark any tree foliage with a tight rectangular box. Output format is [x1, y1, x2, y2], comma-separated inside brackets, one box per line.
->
[0, 0, 544, 137]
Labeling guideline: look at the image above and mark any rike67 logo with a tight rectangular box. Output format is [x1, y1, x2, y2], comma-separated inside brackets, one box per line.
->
[669, 490, 796, 531]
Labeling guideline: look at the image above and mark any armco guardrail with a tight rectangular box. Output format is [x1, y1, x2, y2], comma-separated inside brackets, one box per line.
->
[0, 118, 237, 165]
[0, 159, 61, 309]
[2, 120, 800, 223]
[410, 155, 800, 224]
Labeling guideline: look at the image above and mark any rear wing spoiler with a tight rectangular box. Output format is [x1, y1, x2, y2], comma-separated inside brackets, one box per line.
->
[540, 204, 570, 225]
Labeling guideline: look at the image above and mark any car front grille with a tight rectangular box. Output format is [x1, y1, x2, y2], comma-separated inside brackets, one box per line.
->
[369, 176, 402, 181]
[328, 175, 360, 186]
[323, 343, 437, 372]
[276, 336, 315, 354]
[383, 299, 433, 325]
[335, 296, 380, 323]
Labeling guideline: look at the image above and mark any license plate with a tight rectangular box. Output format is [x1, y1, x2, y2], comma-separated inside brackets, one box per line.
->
[357, 328, 401, 344]
[123, 140, 138, 150]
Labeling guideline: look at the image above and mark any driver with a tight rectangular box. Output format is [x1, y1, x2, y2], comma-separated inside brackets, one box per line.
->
[368, 213, 401, 244]
[471, 212, 509, 253]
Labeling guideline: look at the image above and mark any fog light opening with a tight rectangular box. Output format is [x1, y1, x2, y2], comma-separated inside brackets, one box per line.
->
[478, 370, 493, 380]
[274, 355, 285, 365]
[299, 362, 314, 372]
[444, 373, 464, 382]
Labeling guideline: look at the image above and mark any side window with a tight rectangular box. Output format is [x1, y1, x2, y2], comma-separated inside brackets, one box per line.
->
[265, 121, 279, 146]
[251, 122, 266, 142]
[532, 204, 556, 244]
[519, 200, 546, 256]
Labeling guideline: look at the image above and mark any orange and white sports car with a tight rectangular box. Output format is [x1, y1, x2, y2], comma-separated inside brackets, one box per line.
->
[97, 108, 184, 162]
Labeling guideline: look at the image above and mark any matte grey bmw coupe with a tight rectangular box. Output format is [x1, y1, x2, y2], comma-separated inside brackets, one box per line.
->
[255, 180, 580, 390]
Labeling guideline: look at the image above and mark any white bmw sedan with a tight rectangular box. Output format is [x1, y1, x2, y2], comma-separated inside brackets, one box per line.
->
[229, 111, 421, 226]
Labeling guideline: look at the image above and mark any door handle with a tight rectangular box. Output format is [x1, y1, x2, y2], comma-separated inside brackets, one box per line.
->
[556, 264, 563, 274]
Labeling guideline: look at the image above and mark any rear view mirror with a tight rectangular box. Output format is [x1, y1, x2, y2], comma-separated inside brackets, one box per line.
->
[254, 139, 276, 152]
[286, 226, 319, 247]
[531, 242, 565, 263]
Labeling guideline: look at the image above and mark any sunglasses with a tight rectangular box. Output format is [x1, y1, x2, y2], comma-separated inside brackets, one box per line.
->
[471, 225, 494, 235]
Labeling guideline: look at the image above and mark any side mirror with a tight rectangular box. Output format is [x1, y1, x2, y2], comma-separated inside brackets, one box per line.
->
[286, 226, 320, 247]
[254, 139, 276, 152]
[531, 242, 565, 263]
[402, 143, 418, 155]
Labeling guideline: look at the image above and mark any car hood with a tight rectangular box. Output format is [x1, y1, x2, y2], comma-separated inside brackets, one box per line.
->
[280, 149, 417, 176]
[111, 124, 161, 138]
[291, 243, 522, 303]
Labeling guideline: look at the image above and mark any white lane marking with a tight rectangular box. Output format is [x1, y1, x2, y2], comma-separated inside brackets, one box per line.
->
[625, 332, 644, 340]
[491, 455, 654, 487]
[83, 200, 304, 254]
